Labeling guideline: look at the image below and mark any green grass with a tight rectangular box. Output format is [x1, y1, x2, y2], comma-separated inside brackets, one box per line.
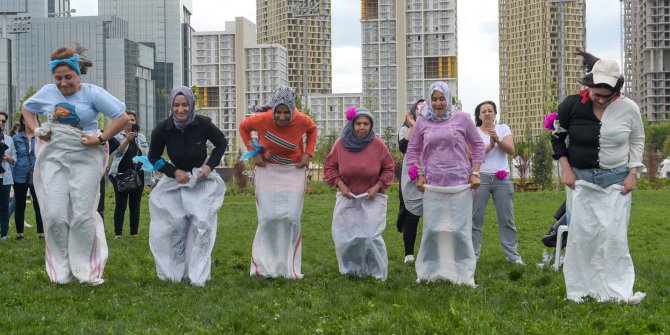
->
[1, 187, 668, 334]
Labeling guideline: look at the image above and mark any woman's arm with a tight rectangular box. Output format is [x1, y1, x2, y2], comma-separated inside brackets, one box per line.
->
[82, 113, 130, 147]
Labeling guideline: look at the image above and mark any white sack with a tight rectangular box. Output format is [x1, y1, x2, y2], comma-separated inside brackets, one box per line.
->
[564, 180, 645, 304]
[33, 124, 108, 285]
[416, 184, 476, 287]
[149, 168, 225, 287]
[250, 164, 307, 279]
[331, 192, 388, 281]
[400, 155, 423, 216]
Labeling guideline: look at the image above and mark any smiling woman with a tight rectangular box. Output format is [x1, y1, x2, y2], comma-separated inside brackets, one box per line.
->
[20, 46, 130, 286]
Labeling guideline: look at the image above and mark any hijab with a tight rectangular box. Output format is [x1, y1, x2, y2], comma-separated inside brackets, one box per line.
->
[340, 107, 376, 152]
[420, 81, 455, 122]
[169, 86, 197, 130]
[248, 86, 297, 124]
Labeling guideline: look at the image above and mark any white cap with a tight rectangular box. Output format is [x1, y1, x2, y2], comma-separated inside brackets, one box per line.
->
[590, 59, 620, 87]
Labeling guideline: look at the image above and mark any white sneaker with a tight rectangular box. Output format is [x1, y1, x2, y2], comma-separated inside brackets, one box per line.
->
[404, 255, 415, 263]
[509, 258, 525, 265]
[25, 221, 32, 228]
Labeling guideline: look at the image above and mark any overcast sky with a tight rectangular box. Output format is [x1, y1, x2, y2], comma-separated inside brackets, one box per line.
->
[69, 0, 622, 113]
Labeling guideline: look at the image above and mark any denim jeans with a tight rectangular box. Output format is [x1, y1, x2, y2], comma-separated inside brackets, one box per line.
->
[572, 165, 628, 189]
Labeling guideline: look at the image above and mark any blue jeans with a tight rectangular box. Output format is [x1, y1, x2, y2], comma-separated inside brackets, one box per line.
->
[0, 184, 11, 237]
[572, 165, 628, 189]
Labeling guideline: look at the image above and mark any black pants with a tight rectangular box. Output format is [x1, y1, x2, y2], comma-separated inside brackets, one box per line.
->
[396, 183, 421, 256]
[112, 181, 144, 236]
[13, 183, 43, 234]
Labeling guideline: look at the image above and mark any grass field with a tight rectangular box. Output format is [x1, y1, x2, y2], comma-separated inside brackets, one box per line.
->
[1, 187, 668, 334]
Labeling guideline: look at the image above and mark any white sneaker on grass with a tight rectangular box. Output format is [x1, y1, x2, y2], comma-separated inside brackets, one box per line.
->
[404, 255, 415, 263]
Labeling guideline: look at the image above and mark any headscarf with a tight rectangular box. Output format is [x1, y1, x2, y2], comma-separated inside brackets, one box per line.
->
[248, 86, 297, 123]
[169, 86, 197, 130]
[420, 81, 455, 122]
[340, 107, 375, 152]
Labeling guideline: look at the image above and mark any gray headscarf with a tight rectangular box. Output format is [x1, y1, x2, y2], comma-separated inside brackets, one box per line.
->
[248, 86, 297, 123]
[340, 107, 376, 152]
[169, 86, 197, 130]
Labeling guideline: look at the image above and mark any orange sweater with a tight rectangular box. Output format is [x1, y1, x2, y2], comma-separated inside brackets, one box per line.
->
[239, 108, 318, 164]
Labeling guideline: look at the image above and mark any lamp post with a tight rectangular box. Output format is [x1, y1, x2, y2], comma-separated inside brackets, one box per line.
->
[1, 15, 31, 126]
[290, 0, 321, 101]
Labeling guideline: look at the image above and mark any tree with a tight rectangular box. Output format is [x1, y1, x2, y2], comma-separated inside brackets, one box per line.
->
[311, 133, 337, 182]
[513, 141, 532, 186]
[296, 96, 314, 121]
[512, 122, 534, 187]
[532, 135, 553, 188]
[644, 121, 670, 181]
[14, 86, 38, 125]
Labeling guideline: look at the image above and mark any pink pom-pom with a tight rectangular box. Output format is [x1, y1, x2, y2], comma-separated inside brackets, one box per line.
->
[495, 170, 508, 180]
[346, 107, 357, 121]
[543, 112, 558, 131]
[408, 165, 419, 181]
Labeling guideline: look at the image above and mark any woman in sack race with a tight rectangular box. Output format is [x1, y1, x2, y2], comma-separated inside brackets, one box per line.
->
[11, 115, 44, 240]
[108, 110, 149, 239]
[396, 99, 425, 264]
[21, 46, 130, 286]
[551, 50, 645, 304]
[405, 81, 485, 286]
[324, 107, 394, 280]
[146, 86, 227, 287]
[239, 86, 317, 279]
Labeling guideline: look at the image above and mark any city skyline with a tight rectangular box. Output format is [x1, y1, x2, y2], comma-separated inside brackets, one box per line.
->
[70, 0, 622, 114]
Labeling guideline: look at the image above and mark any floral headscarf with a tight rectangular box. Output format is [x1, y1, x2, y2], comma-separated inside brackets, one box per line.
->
[248, 86, 297, 123]
[420, 81, 455, 122]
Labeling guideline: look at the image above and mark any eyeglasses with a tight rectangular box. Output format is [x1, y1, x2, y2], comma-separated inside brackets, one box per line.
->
[0, 120, 6, 124]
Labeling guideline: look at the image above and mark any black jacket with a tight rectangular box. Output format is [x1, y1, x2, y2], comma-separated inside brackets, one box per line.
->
[148, 115, 227, 178]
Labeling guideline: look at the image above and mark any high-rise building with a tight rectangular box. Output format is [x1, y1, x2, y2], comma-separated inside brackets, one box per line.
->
[191, 18, 289, 158]
[623, 0, 670, 122]
[499, 0, 586, 138]
[256, 0, 332, 97]
[307, 93, 362, 137]
[361, 0, 458, 136]
[13, 16, 156, 134]
[1, 0, 72, 117]
[99, 0, 193, 122]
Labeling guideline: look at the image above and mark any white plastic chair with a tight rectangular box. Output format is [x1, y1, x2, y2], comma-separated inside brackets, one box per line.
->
[553, 225, 569, 271]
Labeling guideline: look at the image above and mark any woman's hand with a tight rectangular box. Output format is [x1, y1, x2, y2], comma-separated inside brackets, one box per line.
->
[174, 169, 190, 184]
[296, 153, 311, 168]
[562, 169, 577, 189]
[621, 173, 636, 195]
[365, 184, 381, 200]
[254, 154, 266, 167]
[38, 131, 52, 142]
[337, 180, 353, 198]
[81, 133, 102, 147]
[469, 174, 481, 189]
[406, 113, 416, 127]
[416, 175, 426, 192]
[126, 131, 137, 142]
[197, 164, 211, 180]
